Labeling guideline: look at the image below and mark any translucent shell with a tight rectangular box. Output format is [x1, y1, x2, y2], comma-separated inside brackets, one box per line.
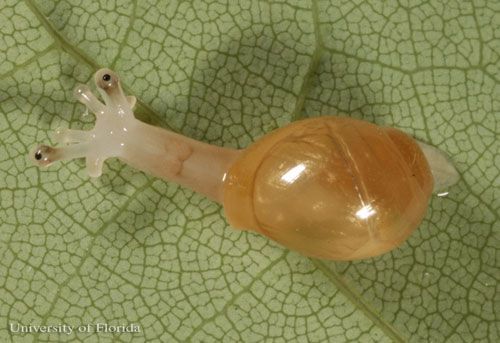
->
[223, 116, 434, 260]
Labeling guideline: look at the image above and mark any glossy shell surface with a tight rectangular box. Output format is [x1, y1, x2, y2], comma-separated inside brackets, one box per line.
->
[223, 116, 433, 260]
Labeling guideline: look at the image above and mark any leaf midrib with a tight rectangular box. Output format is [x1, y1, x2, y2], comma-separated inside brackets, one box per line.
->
[23, 0, 171, 130]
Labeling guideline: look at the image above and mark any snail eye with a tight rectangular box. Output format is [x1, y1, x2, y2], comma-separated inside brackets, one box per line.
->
[95, 69, 118, 90]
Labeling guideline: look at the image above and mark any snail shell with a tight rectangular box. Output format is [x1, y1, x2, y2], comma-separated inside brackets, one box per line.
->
[223, 116, 433, 260]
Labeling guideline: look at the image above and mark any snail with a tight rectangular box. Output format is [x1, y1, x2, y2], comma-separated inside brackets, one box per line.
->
[30, 68, 459, 260]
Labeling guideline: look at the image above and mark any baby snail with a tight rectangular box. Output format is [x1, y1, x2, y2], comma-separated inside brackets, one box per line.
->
[30, 68, 459, 260]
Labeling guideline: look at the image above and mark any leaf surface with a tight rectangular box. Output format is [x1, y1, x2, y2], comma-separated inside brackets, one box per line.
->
[0, 0, 498, 342]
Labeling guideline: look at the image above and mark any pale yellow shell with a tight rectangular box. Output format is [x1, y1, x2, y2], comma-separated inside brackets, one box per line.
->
[223, 116, 433, 260]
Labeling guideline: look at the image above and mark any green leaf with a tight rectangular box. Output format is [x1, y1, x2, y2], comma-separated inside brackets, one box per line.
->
[0, 0, 498, 342]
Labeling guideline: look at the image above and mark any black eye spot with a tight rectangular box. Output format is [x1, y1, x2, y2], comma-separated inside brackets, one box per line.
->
[34, 151, 42, 160]
[102, 74, 111, 81]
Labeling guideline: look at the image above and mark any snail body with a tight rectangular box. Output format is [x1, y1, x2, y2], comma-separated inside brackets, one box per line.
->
[31, 69, 459, 260]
